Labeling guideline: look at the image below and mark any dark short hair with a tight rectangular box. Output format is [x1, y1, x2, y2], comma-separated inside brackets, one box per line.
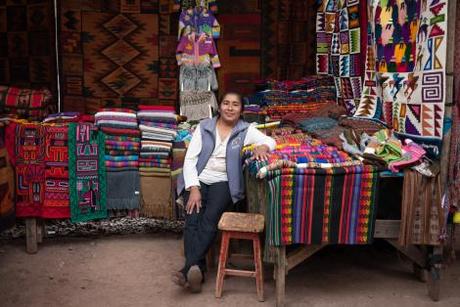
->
[218, 92, 244, 112]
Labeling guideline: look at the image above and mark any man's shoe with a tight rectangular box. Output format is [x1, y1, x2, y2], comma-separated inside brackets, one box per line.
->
[187, 265, 203, 293]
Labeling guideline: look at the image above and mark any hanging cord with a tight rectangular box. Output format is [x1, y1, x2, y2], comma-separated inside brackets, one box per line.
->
[53, 0, 61, 112]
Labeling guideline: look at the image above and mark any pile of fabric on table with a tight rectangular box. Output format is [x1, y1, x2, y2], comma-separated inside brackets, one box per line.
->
[95, 108, 140, 215]
[245, 135, 379, 247]
[137, 106, 178, 219]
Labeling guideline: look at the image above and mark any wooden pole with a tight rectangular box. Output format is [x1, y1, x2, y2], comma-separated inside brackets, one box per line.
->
[275, 246, 286, 307]
[25, 218, 38, 254]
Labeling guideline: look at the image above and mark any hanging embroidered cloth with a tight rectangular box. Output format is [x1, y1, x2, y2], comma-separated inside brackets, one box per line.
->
[354, 0, 448, 157]
[43, 125, 71, 219]
[14, 123, 46, 217]
[68, 123, 107, 222]
[0, 145, 15, 231]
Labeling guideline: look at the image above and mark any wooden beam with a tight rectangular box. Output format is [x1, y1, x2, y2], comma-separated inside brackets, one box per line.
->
[446, 0, 457, 74]
[25, 218, 38, 254]
[275, 246, 286, 307]
[224, 268, 256, 278]
[286, 245, 325, 272]
[36, 219, 44, 244]
[386, 239, 427, 267]
[373, 220, 401, 239]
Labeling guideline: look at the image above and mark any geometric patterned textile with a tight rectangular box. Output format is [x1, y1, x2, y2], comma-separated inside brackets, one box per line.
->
[217, 14, 261, 96]
[43, 125, 71, 219]
[316, 0, 365, 114]
[262, 0, 317, 80]
[68, 123, 107, 222]
[264, 165, 379, 246]
[14, 123, 46, 218]
[355, 0, 448, 156]
[59, 0, 164, 113]
[0, 0, 56, 97]
[82, 13, 159, 99]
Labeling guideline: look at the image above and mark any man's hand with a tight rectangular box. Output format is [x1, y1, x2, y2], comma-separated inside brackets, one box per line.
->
[186, 186, 201, 214]
[253, 145, 270, 161]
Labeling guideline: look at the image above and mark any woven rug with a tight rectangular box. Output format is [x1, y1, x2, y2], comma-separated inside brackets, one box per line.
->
[106, 169, 140, 210]
[265, 165, 379, 246]
[82, 12, 159, 101]
[354, 0, 448, 157]
[140, 175, 173, 219]
[0, 147, 15, 231]
[399, 169, 443, 246]
[68, 123, 107, 222]
[14, 123, 46, 218]
[43, 125, 71, 219]
[316, 0, 365, 114]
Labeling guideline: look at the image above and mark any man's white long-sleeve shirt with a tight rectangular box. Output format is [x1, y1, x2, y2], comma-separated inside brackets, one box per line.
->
[183, 124, 276, 190]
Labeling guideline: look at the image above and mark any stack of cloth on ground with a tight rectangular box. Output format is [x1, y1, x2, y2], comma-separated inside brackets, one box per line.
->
[95, 108, 140, 212]
[138, 105, 179, 219]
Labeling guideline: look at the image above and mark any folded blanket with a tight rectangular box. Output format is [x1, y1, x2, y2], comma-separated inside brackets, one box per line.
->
[104, 155, 139, 162]
[101, 126, 141, 136]
[105, 140, 140, 147]
[105, 161, 139, 168]
[106, 170, 140, 210]
[139, 124, 177, 136]
[95, 111, 137, 118]
[97, 120, 138, 128]
[106, 150, 139, 156]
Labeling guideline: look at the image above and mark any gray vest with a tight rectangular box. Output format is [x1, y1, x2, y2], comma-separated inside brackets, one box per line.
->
[177, 117, 249, 203]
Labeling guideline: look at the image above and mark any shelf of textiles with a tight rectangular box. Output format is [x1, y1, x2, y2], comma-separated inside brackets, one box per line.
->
[176, 0, 221, 122]
[242, 76, 338, 124]
[0, 109, 193, 223]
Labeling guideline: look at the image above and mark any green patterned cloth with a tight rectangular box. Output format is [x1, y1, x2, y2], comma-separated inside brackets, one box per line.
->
[68, 123, 107, 222]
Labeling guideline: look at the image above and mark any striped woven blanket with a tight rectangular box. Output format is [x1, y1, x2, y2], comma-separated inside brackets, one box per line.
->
[264, 165, 379, 246]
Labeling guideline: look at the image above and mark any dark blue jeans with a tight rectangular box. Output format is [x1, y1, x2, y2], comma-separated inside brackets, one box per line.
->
[181, 181, 233, 276]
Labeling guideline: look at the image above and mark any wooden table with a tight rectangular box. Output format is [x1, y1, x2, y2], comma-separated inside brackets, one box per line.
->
[244, 171, 445, 307]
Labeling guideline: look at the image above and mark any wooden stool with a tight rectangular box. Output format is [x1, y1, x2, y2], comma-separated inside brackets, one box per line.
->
[215, 212, 265, 302]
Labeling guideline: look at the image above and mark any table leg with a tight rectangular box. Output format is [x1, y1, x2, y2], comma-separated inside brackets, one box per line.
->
[25, 218, 38, 254]
[275, 246, 286, 307]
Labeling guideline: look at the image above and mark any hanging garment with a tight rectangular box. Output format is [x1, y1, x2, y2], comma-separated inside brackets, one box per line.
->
[179, 63, 218, 91]
[176, 0, 218, 11]
[178, 7, 220, 39]
[180, 91, 218, 121]
[176, 35, 220, 67]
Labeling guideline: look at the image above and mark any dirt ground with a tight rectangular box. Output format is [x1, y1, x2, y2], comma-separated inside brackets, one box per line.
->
[1, 233, 459, 307]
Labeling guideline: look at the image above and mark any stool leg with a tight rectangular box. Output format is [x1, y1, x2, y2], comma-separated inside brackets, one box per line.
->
[253, 235, 264, 302]
[215, 232, 230, 298]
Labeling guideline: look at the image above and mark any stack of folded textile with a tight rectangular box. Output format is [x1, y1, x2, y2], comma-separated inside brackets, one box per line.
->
[95, 108, 140, 214]
[137, 105, 178, 219]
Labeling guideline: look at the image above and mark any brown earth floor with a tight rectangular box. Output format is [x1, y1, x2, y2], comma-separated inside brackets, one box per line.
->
[0, 233, 459, 307]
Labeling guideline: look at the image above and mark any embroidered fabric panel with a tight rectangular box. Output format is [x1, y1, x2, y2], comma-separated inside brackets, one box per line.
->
[355, 0, 448, 156]
[68, 123, 107, 222]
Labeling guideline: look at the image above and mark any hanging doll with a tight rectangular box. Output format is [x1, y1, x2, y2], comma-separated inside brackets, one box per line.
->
[174, 0, 218, 12]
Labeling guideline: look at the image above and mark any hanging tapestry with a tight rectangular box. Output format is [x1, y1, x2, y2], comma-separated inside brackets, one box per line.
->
[316, 0, 366, 114]
[68, 123, 107, 222]
[0, 146, 15, 231]
[82, 13, 159, 102]
[14, 123, 46, 217]
[354, 0, 448, 157]
[0, 1, 56, 94]
[399, 168, 443, 246]
[265, 166, 379, 246]
[43, 125, 71, 219]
